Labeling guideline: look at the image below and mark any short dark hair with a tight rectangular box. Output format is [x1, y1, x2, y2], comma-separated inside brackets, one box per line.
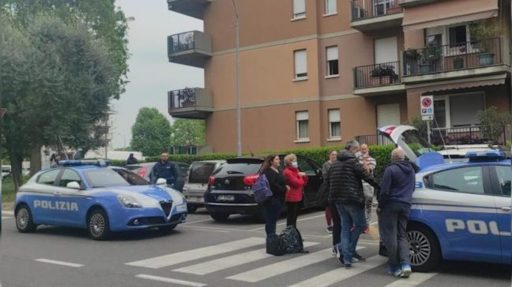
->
[345, 139, 360, 151]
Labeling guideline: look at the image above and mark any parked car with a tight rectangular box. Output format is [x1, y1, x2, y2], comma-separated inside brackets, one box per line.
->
[183, 160, 226, 213]
[204, 155, 323, 221]
[379, 125, 511, 271]
[14, 160, 188, 240]
[2, 165, 12, 179]
[126, 162, 190, 192]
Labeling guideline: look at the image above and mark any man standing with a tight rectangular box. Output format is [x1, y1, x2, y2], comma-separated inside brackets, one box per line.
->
[357, 144, 377, 230]
[126, 153, 138, 165]
[378, 148, 415, 278]
[151, 153, 178, 187]
[327, 140, 379, 268]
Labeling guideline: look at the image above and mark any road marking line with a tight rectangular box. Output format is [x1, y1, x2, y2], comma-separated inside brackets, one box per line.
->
[227, 246, 364, 283]
[182, 227, 230, 233]
[125, 237, 265, 269]
[288, 255, 387, 287]
[383, 272, 438, 287]
[2, 211, 12, 216]
[184, 218, 213, 224]
[249, 213, 324, 231]
[174, 242, 319, 275]
[135, 274, 207, 287]
[1, 216, 11, 220]
[35, 259, 84, 268]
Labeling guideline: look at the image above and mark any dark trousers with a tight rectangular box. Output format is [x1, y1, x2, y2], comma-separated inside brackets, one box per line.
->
[286, 202, 300, 227]
[263, 197, 282, 236]
[379, 201, 411, 268]
[329, 202, 341, 246]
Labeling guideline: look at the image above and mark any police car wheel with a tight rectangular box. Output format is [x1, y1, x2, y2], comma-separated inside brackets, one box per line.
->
[210, 212, 230, 222]
[407, 225, 441, 272]
[87, 209, 110, 240]
[158, 224, 177, 233]
[15, 205, 36, 233]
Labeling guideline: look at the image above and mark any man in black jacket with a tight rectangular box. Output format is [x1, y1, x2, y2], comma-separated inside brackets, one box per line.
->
[151, 153, 178, 187]
[326, 140, 379, 268]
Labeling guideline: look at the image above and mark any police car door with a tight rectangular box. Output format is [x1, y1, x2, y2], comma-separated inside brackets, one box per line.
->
[29, 169, 63, 224]
[490, 165, 512, 264]
[424, 166, 501, 261]
[51, 168, 89, 227]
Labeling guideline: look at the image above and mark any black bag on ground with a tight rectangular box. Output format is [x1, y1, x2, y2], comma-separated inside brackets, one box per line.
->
[279, 225, 304, 254]
[266, 234, 286, 256]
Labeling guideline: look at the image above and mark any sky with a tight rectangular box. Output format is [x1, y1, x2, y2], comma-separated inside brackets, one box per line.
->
[111, 0, 203, 148]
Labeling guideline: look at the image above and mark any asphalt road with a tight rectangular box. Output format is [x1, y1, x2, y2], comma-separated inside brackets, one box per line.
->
[1, 208, 510, 287]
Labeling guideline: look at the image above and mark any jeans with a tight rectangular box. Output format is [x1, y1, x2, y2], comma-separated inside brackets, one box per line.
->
[286, 202, 300, 227]
[379, 201, 411, 268]
[263, 197, 282, 236]
[336, 202, 367, 264]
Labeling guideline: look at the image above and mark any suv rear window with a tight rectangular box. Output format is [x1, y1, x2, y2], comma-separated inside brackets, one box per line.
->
[189, 162, 217, 183]
[213, 162, 261, 176]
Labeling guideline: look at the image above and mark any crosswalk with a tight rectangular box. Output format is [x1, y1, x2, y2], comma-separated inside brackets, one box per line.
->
[2, 211, 12, 220]
[126, 236, 438, 287]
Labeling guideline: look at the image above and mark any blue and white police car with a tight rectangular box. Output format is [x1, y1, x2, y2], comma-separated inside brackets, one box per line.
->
[379, 125, 511, 271]
[14, 160, 188, 240]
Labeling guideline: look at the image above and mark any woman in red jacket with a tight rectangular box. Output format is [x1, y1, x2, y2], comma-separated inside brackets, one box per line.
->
[283, 154, 307, 227]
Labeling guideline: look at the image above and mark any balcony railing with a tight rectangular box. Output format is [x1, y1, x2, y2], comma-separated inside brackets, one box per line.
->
[403, 38, 503, 77]
[354, 61, 401, 89]
[168, 88, 212, 119]
[167, 31, 211, 67]
[431, 126, 507, 146]
[351, 0, 402, 21]
[355, 134, 394, 146]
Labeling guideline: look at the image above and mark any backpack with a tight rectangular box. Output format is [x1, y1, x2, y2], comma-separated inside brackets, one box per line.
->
[253, 173, 273, 203]
[266, 234, 286, 256]
[279, 225, 304, 254]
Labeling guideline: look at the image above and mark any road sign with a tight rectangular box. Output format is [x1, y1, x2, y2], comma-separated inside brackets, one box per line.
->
[420, 96, 434, 121]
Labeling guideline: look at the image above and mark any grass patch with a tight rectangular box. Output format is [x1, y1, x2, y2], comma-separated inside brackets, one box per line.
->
[2, 176, 28, 204]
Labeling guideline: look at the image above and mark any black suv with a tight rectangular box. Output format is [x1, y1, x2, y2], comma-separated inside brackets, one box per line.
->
[204, 155, 323, 221]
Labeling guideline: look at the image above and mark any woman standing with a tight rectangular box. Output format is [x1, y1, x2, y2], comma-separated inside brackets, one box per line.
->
[322, 150, 338, 233]
[283, 154, 307, 228]
[261, 155, 288, 237]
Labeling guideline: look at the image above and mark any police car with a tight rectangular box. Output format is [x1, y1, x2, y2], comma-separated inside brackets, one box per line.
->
[379, 126, 511, 271]
[14, 160, 188, 240]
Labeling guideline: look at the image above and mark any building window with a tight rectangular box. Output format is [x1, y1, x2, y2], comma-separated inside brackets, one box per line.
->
[293, 0, 306, 19]
[296, 111, 309, 140]
[449, 25, 468, 47]
[324, 0, 337, 15]
[328, 109, 341, 139]
[326, 46, 339, 76]
[294, 50, 308, 79]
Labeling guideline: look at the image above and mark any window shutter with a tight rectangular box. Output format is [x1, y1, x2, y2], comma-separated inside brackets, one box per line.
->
[328, 110, 340, 122]
[294, 50, 307, 77]
[293, 0, 306, 16]
[326, 0, 336, 14]
[296, 111, 309, 121]
[326, 46, 338, 61]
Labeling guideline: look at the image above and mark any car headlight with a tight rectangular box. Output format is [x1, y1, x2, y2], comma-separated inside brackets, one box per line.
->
[117, 195, 142, 208]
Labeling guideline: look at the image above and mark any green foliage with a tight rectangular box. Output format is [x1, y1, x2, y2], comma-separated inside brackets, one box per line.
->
[409, 116, 428, 141]
[170, 119, 206, 146]
[477, 106, 511, 144]
[131, 108, 172, 157]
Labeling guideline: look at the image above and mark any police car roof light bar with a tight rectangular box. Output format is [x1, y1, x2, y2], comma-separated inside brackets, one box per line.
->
[59, 160, 111, 167]
[465, 150, 506, 162]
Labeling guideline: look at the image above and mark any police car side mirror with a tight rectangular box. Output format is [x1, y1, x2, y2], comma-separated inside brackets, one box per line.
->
[156, 178, 167, 185]
[66, 181, 81, 190]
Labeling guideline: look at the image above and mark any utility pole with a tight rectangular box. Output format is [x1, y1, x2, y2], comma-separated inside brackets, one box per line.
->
[231, 0, 242, 156]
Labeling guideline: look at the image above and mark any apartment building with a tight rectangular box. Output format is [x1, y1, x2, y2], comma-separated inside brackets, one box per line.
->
[167, 0, 512, 153]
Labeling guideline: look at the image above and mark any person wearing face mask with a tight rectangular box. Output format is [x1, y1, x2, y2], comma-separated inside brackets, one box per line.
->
[283, 153, 307, 227]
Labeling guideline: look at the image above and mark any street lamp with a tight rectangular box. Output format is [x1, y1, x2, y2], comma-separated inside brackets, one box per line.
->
[231, 0, 242, 156]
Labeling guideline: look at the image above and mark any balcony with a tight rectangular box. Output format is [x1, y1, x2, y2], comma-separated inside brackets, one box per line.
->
[168, 88, 213, 119]
[353, 61, 405, 95]
[351, 0, 403, 32]
[403, 38, 507, 83]
[168, 31, 212, 68]
[398, 0, 439, 7]
[167, 0, 212, 19]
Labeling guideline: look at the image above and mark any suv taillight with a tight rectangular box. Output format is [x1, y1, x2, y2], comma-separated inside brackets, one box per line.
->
[138, 167, 147, 178]
[243, 174, 259, 186]
[208, 176, 216, 185]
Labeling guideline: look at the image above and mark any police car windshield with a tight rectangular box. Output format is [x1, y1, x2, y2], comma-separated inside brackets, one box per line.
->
[85, 168, 148, 188]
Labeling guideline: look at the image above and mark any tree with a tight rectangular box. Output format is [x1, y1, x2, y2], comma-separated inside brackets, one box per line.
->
[0, 1, 128, 190]
[131, 108, 172, 157]
[170, 119, 206, 147]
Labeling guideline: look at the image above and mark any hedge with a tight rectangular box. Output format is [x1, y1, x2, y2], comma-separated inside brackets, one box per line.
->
[112, 145, 396, 178]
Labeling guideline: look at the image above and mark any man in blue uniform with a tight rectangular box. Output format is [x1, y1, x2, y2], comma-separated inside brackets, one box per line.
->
[151, 153, 178, 187]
